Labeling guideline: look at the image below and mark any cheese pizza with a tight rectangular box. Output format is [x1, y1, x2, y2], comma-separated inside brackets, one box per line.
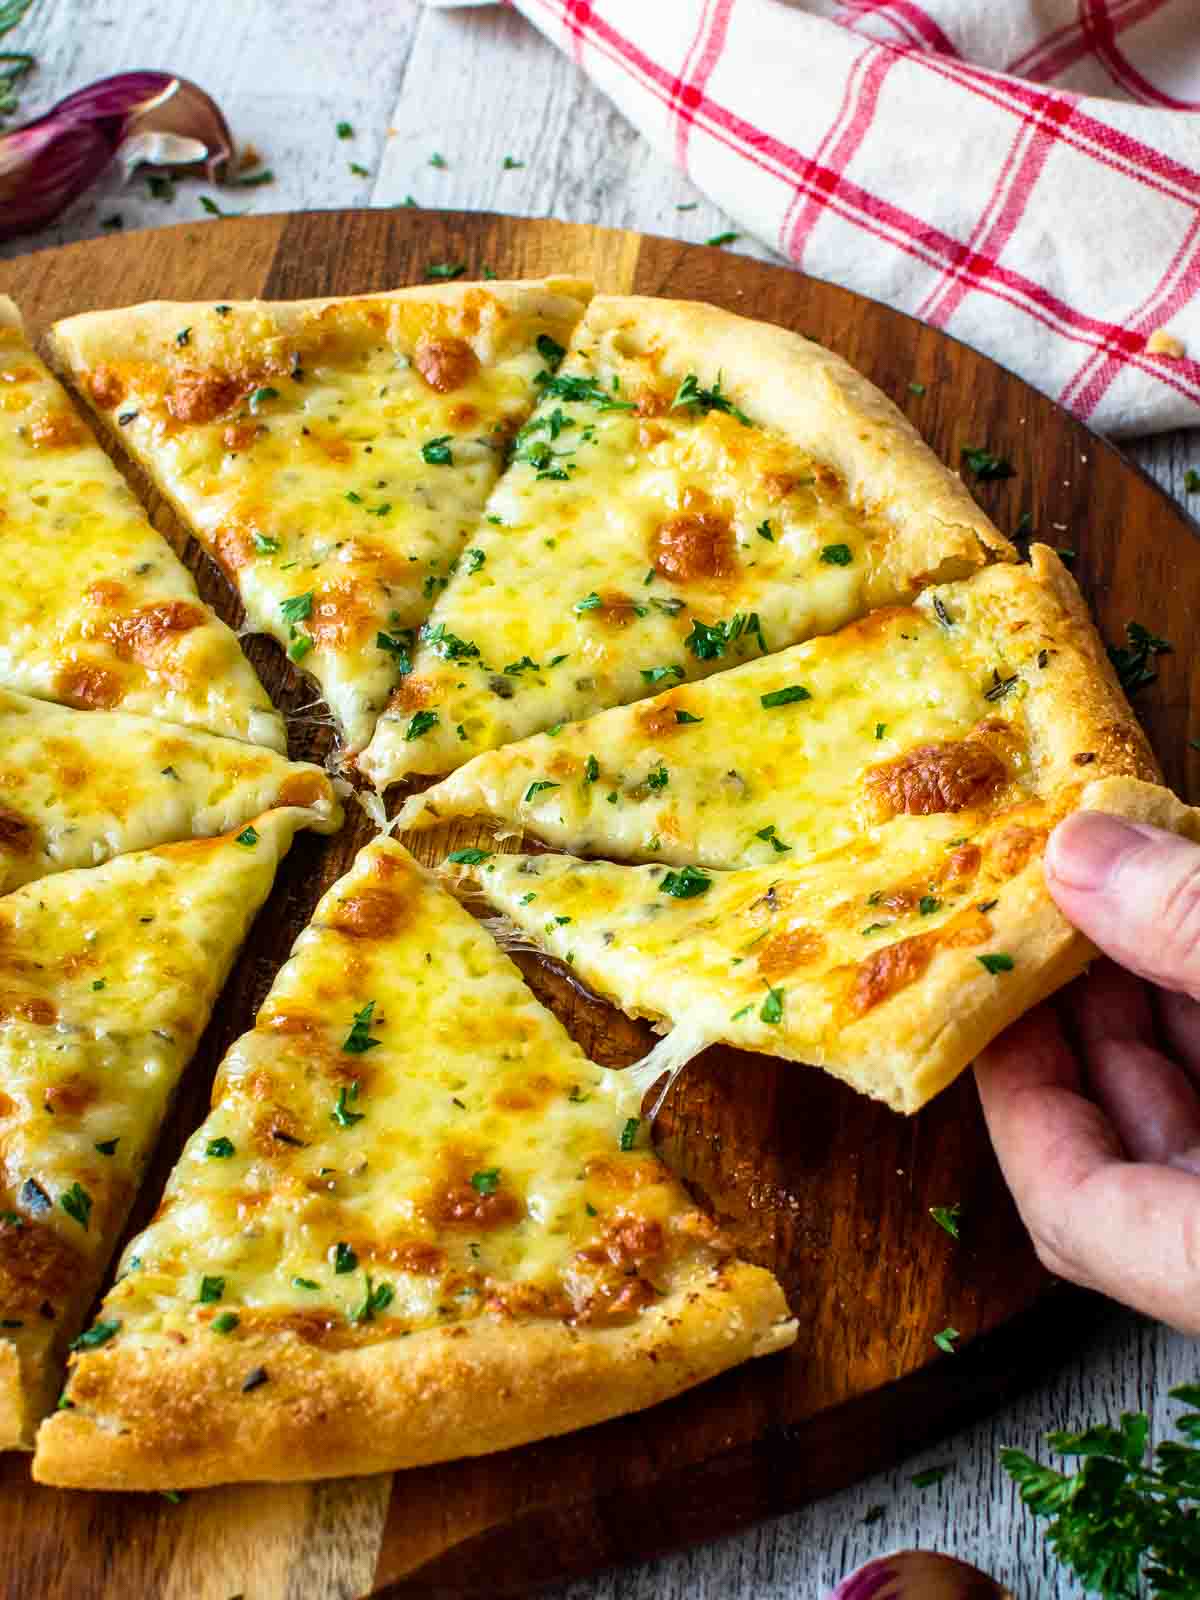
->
[49, 279, 591, 754]
[0, 298, 283, 750]
[0, 808, 320, 1449]
[0, 687, 341, 894]
[446, 550, 1193, 1115]
[33, 839, 794, 1489]
[357, 294, 1013, 789]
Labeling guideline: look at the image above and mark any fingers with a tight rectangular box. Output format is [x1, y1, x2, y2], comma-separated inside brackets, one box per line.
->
[1155, 988, 1200, 1084]
[1045, 812, 1200, 1001]
[976, 1005, 1200, 1332]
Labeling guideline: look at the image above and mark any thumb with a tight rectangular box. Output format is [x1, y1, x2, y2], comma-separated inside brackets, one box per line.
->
[1046, 812, 1200, 1001]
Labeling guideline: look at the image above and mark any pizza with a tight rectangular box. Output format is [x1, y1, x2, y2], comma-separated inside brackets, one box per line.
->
[0, 687, 341, 894]
[355, 293, 1012, 789]
[0, 807, 324, 1450]
[444, 548, 1191, 1116]
[49, 279, 592, 754]
[0, 298, 283, 750]
[33, 839, 794, 1489]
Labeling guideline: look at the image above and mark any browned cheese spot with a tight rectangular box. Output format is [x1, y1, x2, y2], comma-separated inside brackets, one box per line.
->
[105, 600, 206, 665]
[55, 664, 123, 710]
[864, 739, 1007, 820]
[650, 510, 737, 584]
[166, 370, 247, 425]
[413, 335, 479, 394]
[757, 927, 827, 980]
[28, 411, 85, 450]
[850, 930, 938, 1016]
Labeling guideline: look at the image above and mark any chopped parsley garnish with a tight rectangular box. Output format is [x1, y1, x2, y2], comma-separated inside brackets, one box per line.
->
[619, 1118, 640, 1151]
[336, 120, 353, 139]
[252, 532, 280, 554]
[332, 1241, 357, 1274]
[660, 865, 711, 899]
[206, 1137, 235, 1159]
[932, 595, 953, 628]
[342, 1001, 381, 1055]
[533, 372, 635, 412]
[671, 371, 752, 427]
[524, 780, 560, 802]
[761, 685, 811, 708]
[909, 381, 926, 396]
[174, 327, 191, 348]
[91, 979, 107, 992]
[756, 824, 791, 853]
[961, 445, 1014, 482]
[574, 592, 603, 613]
[464, 547, 486, 573]
[1107, 621, 1172, 694]
[933, 1326, 960, 1354]
[332, 1082, 365, 1127]
[686, 612, 766, 661]
[425, 262, 465, 280]
[470, 1168, 501, 1196]
[349, 161, 370, 177]
[447, 847, 493, 865]
[60, 1182, 92, 1230]
[288, 635, 313, 663]
[646, 765, 669, 791]
[249, 385, 278, 412]
[293, 1277, 319, 1290]
[234, 168, 275, 188]
[429, 151, 447, 168]
[421, 434, 454, 466]
[675, 709, 703, 725]
[862, 922, 892, 936]
[536, 333, 566, 372]
[212, 1312, 240, 1334]
[352, 1274, 395, 1324]
[377, 628, 415, 673]
[978, 953, 1015, 974]
[241, 1366, 269, 1392]
[70, 1319, 119, 1350]
[705, 231, 740, 247]
[984, 668, 1019, 701]
[756, 519, 774, 542]
[875, 722, 887, 740]
[421, 622, 479, 661]
[236, 826, 259, 848]
[760, 986, 785, 1024]
[820, 543, 853, 566]
[404, 710, 439, 741]
[117, 409, 138, 425]
[504, 655, 541, 675]
[279, 591, 313, 626]
[93, 1138, 119, 1156]
[731, 1004, 753, 1021]
[641, 664, 685, 684]
[919, 895, 940, 915]
[198, 1275, 225, 1304]
[930, 1203, 961, 1240]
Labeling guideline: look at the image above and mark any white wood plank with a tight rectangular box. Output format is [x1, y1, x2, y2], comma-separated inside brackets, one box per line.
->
[3, 3, 1197, 1595]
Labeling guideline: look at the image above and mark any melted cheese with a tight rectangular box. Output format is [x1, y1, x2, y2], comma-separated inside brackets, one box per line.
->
[0, 306, 283, 750]
[400, 582, 1032, 867]
[0, 687, 341, 892]
[54, 286, 589, 752]
[358, 309, 911, 788]
[0, 810, 307, 1441]
[74, 842, 737, 1360]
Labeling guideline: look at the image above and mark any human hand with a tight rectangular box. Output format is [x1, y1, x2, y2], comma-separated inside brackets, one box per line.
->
[975, 810, 1200, 1333]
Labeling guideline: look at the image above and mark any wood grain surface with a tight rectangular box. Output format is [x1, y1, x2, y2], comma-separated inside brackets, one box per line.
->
[0, 208, 1196, 1600]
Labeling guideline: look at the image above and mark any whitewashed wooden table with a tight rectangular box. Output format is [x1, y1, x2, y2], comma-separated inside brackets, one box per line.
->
[3, 4, 1197, 1595]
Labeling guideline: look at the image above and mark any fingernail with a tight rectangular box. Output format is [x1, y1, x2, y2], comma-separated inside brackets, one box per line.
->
[1046, 812, 1163, 892]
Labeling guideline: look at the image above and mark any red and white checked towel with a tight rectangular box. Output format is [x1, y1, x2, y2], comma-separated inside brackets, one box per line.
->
[432, 1, 1200, 437]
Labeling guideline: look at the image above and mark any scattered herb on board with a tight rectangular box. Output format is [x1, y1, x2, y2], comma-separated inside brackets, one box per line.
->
[929, 1204, 961, 1240]
[1108, 622, 1172, 694]
[1185, 469, 1200, 493]
[336, 121, 353, 139]
[933, 1326, 959, 1354]
[502, 154, 524, 170]
[961, 445, 1015, 482]
[705, 230, 740, 247]
[425, 261, 465, 281]
[1002, 1383, 1200, 1598]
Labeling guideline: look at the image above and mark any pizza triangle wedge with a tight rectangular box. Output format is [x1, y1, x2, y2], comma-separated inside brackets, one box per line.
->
[0, 298, 283, 750]
[49, 279, 592, 754]
[0, 807, 320, 1449]
[399, 549, 1102, 869]
[357, 294, 1013, 788]
[34, 839, 794, 1490]
[446, 774, 1199, 1118]
[0, 687, 342, 894]
[443, 550, 1197, 1114]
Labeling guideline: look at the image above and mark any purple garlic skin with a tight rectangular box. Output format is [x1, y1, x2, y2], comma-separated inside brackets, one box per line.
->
[0, 71, 232, 240]
[828, 1550, 1014, 1600]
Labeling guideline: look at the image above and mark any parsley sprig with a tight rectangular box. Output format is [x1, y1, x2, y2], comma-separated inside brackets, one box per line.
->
[1002, 1385, 1200, 1598]
[1107, 622, 1172, 695]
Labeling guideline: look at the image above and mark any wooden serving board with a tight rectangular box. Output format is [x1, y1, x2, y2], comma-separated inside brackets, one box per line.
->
[0, 209, 1196, 1600]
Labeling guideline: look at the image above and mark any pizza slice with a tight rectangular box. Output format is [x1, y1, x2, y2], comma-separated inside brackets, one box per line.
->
[0, 298, 283, 750]
[0, 687, 341, 893]
[398, 554, 1068, 868]
[445, 551, 1195, 1115]
[33, 839, 794, 1489]
[0, 807, 320, 1449]
[357, 293, 1013, 788]
[49, 279, 592, 754]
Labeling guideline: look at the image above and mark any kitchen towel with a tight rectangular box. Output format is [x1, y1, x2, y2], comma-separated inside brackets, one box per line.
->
[431, 1, 1200, 437]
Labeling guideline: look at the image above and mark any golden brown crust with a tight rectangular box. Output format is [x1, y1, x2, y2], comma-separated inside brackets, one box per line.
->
[33, 1262, 793, 1489]
[581, 294, 1015, 589]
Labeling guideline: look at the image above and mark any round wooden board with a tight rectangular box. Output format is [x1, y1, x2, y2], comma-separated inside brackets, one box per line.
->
[0, 210, 1196, 1600]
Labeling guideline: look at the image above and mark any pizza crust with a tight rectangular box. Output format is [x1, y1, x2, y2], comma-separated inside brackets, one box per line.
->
[33, 1262, 792, 1488]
